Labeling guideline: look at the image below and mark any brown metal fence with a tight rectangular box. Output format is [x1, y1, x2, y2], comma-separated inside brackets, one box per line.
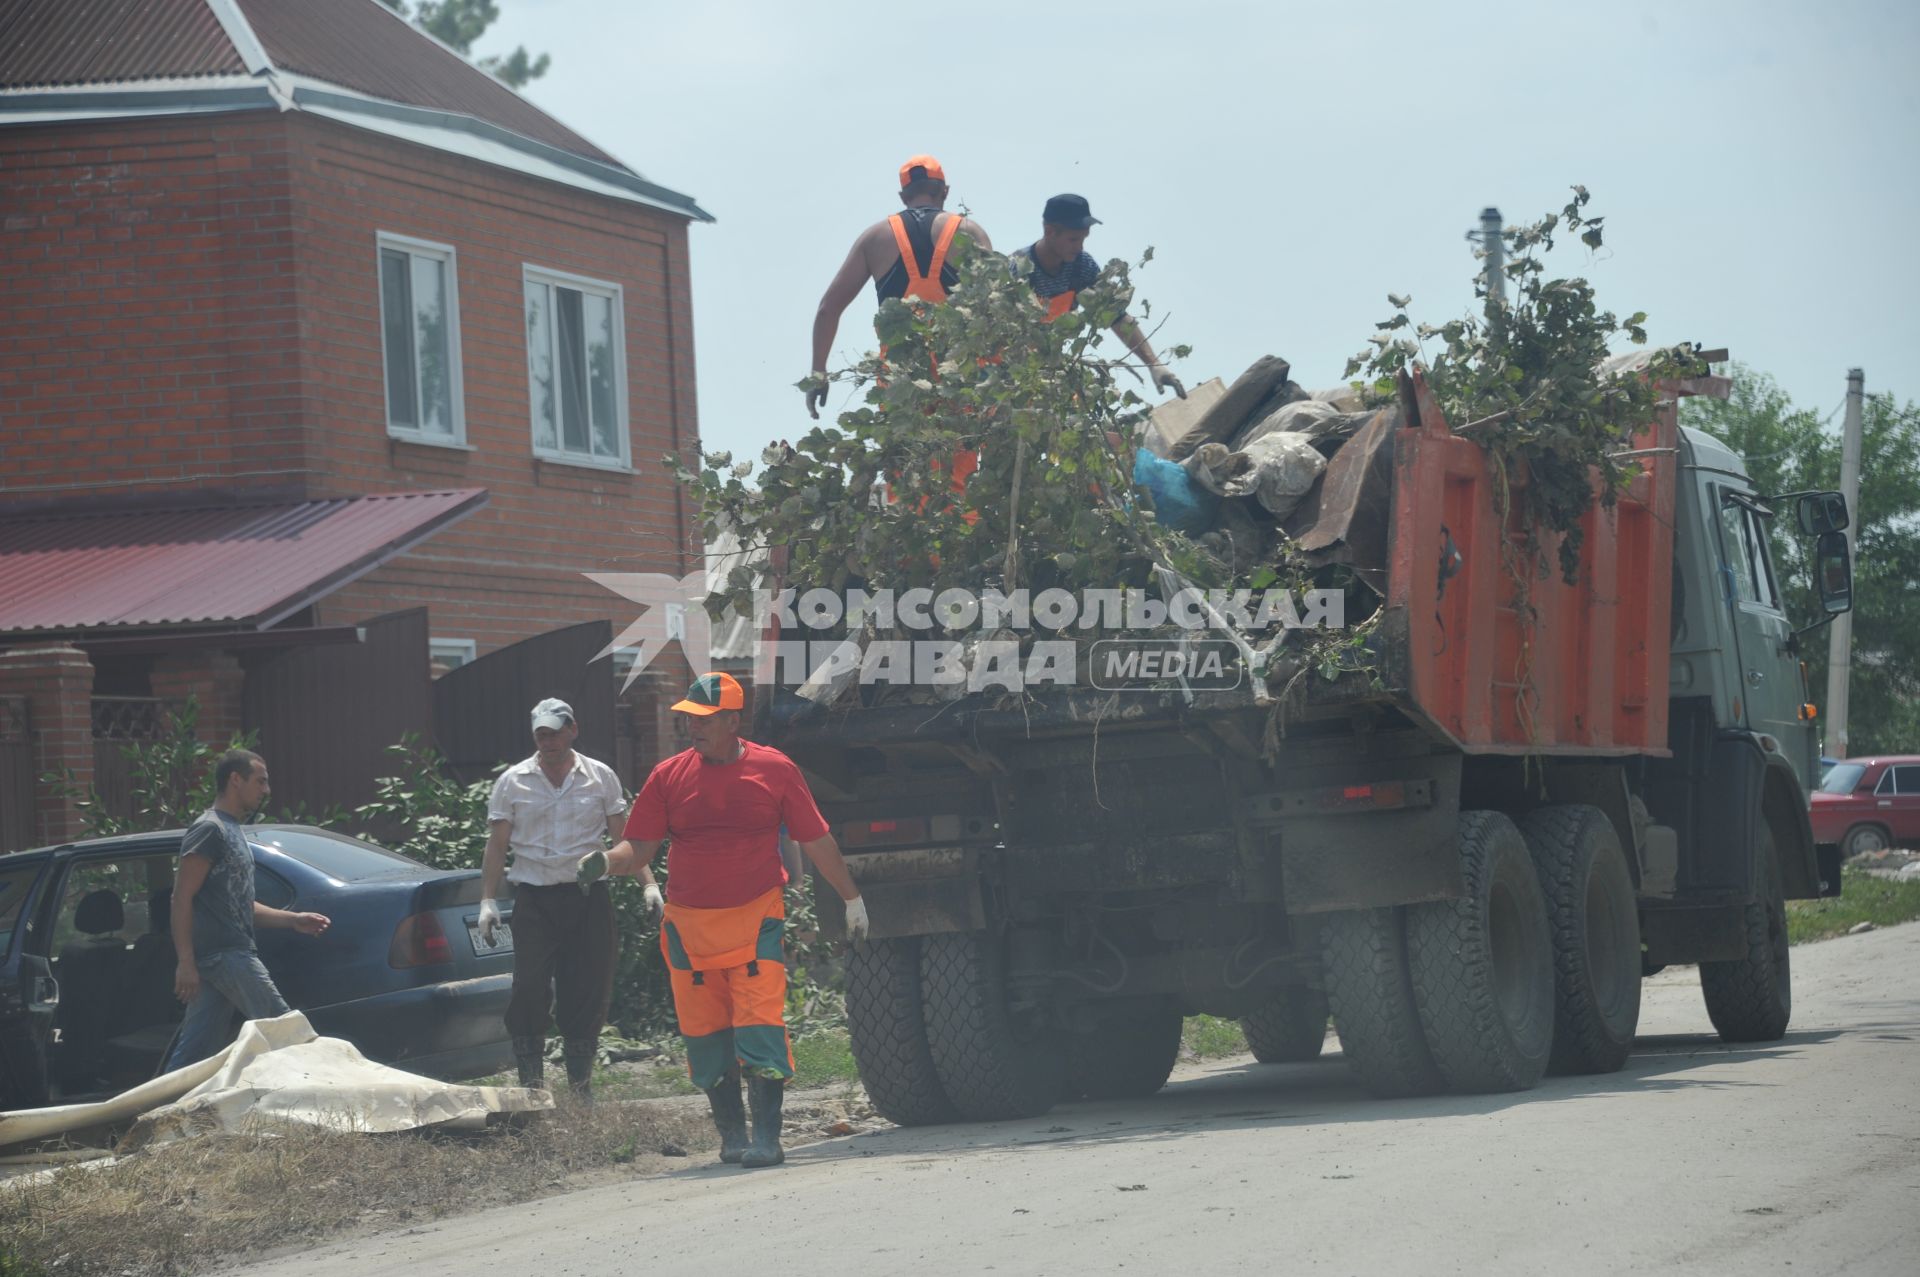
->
[244, 608, 433, 821]
[1, 696, 33, 852]
[432, 620, 615, 784]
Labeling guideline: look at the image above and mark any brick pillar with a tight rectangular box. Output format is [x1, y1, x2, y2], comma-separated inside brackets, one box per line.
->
[151, 649, 246, 745]
[0, 645, 97, 845]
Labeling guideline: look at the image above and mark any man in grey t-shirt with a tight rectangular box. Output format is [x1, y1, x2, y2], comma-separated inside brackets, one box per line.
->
[164, 749, 331, 1071]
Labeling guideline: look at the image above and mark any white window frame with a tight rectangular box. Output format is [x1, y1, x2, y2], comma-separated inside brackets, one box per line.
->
[522, 263, 631, 471]
[377, 232, 467, 446]
[429, 637, 478, 673]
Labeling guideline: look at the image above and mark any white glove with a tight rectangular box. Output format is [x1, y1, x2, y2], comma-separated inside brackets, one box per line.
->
[642, 883, 665, 922]
[576, 848, 609, 887]
[478, 898, 502, 945]
[843, 894, 870, 941]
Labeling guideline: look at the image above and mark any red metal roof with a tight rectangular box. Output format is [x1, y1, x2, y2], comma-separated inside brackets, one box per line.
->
[0, 0, 244, 88]
[0, 488, 486, 635]
[237, 0, 621, 166]
[0, 0, 621, 168]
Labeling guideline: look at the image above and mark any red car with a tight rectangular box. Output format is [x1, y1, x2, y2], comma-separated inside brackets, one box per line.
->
[1810, 756, 1920, 856]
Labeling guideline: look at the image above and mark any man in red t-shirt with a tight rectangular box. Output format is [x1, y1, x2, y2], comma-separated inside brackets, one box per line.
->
[582, 672, 868, 1169]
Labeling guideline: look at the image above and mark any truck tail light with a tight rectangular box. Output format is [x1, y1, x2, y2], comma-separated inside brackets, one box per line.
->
[389, 912, 452, 968]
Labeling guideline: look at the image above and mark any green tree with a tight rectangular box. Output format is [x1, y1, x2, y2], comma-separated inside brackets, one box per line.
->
[1684, 367, 1920, 754]
[380, 0, 550, 87]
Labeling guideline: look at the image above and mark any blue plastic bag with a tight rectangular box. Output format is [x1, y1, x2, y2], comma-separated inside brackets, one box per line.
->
[1132, 450, 1219, 534]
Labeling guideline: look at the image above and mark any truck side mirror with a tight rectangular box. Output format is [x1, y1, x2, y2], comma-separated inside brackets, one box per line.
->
[1796, 491, 1849, 537]
[1815, 530, 1853, 614]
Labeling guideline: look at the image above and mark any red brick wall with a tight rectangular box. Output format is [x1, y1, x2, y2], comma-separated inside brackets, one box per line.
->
[1, 109, 704, 662]
[280, 116, 702, 654]
[0, 114, 310, 501]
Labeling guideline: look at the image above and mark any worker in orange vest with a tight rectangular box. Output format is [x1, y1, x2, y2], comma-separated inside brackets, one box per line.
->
[579, 673, 868, 1170]
[1010, 194, 1186, 399]
[806, 154, 993, 419]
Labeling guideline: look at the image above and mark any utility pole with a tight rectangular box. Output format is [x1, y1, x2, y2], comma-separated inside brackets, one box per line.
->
[1480, 207, 1505, 315]
[1824, 367, 1865, 758]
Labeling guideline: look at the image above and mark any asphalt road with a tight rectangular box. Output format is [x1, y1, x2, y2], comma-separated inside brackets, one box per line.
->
[236, 924, 1920, 1277]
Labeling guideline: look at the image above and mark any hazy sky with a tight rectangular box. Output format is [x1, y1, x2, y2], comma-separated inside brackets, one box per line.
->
[484, 0, 1919, 467]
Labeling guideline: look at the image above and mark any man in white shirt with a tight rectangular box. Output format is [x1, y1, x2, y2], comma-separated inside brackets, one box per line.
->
[478, 698, 627, 1099]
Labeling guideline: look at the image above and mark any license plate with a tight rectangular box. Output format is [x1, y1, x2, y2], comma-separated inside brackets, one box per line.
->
[469, 921, 514, 957]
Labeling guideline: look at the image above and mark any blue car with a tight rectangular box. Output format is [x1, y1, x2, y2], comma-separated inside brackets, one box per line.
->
[0, 824, 516, 1110]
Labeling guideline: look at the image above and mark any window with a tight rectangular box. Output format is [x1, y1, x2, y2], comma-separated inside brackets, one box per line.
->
[523, 266, 627, 467]
[1894, 765, 1920, 795]
[0, 862, 40, 958]
[378, 234, 465, 443]
[430, 638, 478, 676]
[1818, 763, 1865, 795]
[1875, 768, 1896, 796]
[1717, 494, 1779, 610]
[250, 827, 425, 882]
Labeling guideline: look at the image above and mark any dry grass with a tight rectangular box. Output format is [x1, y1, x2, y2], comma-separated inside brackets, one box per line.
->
[0, 1098, 716, 1277]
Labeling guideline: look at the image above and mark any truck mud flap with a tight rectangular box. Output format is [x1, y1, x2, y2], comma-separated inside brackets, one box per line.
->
[1642, 903, 1749, 967]
[817, 849, 986, 941]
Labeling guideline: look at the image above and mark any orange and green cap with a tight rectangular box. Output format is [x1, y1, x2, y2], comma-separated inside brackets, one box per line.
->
[672, 672, 744, 716]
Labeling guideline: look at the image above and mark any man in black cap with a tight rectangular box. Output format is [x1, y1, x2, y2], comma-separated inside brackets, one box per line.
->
[1011, 193, 1185, 398]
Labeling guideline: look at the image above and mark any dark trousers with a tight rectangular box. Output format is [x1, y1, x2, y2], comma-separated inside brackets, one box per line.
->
[504, 881, 617, 1042]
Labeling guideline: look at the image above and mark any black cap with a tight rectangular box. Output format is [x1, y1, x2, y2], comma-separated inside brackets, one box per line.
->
[1042, 193, 1100, 230]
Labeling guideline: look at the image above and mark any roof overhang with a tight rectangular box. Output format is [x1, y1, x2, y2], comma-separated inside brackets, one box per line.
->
[0, 488, 488, 639]
[0, 77, 713, 223]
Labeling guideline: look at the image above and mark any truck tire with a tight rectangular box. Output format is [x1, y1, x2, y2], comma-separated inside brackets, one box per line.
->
[1519, 804, 1642, 1075]
[1406, 810, 1555, 1093]
[1700, 822, 1792, 1042]
[920, 931, 1066, 1121]
[1068, 1008, 1184, 1099]
[1321, 909, 1444, 1097]
[1239, 988, 1330, 1063]
[845, 937, 957, 1127]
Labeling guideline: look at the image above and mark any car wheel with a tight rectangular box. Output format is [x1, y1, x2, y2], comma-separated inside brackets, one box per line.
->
[1842, 823, 1890, 858]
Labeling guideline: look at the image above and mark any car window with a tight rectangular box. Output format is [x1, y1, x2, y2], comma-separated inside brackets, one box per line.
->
[49, 851, 179, 956]
[248, 826, 426, 881]
[255, 863, 296, 909]
[0, 862, 41, 956]
[1875, 769, 1895, 796]
[1818, 763, 1865, 795]
[1895, 766, 1920, 796]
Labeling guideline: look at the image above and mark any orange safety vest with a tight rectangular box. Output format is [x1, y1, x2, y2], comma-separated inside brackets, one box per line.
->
[888, 211, 964, 303]
[1043, 290, 1076, 321]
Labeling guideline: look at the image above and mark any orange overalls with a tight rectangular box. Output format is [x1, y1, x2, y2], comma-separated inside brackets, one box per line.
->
[660, 885, 794, 1087]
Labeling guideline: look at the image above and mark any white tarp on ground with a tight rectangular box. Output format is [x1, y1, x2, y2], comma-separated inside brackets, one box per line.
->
[0, 1012, 549, 1156]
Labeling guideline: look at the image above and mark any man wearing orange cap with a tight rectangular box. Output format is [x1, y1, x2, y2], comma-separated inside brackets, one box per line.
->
[805, 154, 993, 418]
[579, 673, 867, 1169]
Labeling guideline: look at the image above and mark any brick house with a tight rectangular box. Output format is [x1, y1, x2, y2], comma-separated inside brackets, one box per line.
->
[0, 0, 713, 848]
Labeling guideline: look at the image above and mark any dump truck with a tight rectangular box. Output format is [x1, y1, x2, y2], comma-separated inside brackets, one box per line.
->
[757, 365, 1857, 1123]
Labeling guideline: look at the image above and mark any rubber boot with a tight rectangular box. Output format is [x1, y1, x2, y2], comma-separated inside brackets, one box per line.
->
[562, 1038, 596, 1104]
[703, 1069, 749, 1164]
[740, 1074, 786, 1168]
[512, 1035, 546, 1089]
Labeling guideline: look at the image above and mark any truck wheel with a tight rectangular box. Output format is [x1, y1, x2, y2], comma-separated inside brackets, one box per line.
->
[1068, 1007, 1184, 1100]
[1842, 823, 1890, 858]
[1239, 988, 1330, 1063]
[1519, 804, 1642, 1075]
[1321, 909, 1444, 1097]
[920, 931, 1066, 1121]
[1406, 810, 1555, 1093]
[1700, 822, 1792, 1042]
[846, 937, 957, 1127]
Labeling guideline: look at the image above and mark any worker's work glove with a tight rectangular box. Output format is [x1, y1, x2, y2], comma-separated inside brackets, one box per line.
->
[642, 883, 665, 923]
[478, 898, 502, 945]
[843, 894, 870, 942]
[576, 848, 609, 888]
[1150, 366, 1187, 399]
[802, 371, 829, 420]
